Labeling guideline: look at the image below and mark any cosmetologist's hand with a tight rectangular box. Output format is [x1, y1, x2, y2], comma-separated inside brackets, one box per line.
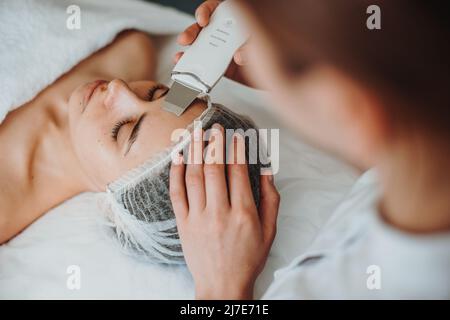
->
[169, 124, 279, 299]
[174, 0, 252, 86]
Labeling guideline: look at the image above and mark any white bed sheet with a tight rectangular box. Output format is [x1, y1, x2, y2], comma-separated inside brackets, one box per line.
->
[0, 33, 358, 301]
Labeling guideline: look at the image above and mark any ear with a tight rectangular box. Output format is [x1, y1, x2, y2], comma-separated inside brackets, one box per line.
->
[342, 78, 390, 169]
[285, 65, 389, 170]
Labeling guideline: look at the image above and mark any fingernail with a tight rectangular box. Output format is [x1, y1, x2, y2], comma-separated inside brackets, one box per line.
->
[235, 51, 247, 65]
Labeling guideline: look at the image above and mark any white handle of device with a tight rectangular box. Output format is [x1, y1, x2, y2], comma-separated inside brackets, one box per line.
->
[172, 0, 249, 93]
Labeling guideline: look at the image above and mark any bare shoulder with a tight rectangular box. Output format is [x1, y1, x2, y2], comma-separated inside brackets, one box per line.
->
[85, 30, 157, 81]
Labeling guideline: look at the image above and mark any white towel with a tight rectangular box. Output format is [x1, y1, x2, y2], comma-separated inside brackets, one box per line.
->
[0, 0, 193, 124]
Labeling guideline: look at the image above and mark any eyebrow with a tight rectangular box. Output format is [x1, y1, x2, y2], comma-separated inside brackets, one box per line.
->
[124, 113, 147, 156]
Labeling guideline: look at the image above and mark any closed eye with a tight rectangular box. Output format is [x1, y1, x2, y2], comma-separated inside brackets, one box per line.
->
[147, 84, 169, 101]
[113, 83, 167, 153]
[124, 113, 147, 155]
[111, 118, 134, 140]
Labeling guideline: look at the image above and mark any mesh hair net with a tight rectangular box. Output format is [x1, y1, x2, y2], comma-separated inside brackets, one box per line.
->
[98, 101, 269, 264]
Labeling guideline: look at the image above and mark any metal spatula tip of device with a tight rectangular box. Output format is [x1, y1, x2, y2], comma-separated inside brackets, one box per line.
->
[162, 81, 201, 116]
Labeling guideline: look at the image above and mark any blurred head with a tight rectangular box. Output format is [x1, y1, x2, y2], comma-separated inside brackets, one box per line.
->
[68, 78, 206, 191]
[239, 0, 450, 169]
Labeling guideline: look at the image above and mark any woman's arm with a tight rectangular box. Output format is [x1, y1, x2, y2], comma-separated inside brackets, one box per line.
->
[98, 30, 157, 82]
[70, 30, 157, 83]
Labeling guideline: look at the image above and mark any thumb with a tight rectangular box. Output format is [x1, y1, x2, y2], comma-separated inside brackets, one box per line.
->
[233, 44, 249, 66]
[259, 171, 280, 245]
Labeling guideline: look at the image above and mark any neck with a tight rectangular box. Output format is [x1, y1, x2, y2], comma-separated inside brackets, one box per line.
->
[378, 133, 450, 234]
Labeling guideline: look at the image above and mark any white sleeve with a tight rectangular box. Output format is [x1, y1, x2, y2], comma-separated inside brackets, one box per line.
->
[262, 221, 450, 299]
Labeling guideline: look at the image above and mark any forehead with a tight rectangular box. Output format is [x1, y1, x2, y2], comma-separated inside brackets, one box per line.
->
[118, 99, 207, 173]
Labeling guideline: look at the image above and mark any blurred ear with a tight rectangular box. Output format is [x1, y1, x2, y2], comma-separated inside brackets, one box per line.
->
[335, 72, 390, 169]
[286, 65, 390, 170]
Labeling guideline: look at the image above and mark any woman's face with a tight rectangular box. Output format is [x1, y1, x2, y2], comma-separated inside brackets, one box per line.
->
[68, 79, 205, 191]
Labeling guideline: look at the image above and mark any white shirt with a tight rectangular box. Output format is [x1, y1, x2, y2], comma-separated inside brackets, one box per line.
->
[263, 170, 450, 299]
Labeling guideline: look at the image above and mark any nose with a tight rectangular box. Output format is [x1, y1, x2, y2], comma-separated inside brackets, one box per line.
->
[104, 79, 140, 110]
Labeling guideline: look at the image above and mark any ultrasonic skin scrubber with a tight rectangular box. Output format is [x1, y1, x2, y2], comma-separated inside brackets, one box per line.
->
[163, 0, 249, 116]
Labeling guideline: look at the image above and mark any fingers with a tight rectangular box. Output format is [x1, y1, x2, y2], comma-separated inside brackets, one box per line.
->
[259, 172, 280, 244]
[204, 124, 229, 210]
[176, 1, 224, 63]
[173, 51, 183, 64]
[177, 23, 202, 46]
[195, 0, 221, 27]
[177, 0, 222, 46]
[233, 44, 249, 66]
[227, 133, 256, 211]
[170, 153, 188, 220]
[185, 128, 206, 212]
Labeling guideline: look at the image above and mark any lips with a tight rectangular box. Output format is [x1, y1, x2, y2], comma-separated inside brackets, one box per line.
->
[81, 80, 108, 113]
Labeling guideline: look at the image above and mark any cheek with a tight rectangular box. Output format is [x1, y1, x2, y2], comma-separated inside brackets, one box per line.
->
[69, 118, 120, 188]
